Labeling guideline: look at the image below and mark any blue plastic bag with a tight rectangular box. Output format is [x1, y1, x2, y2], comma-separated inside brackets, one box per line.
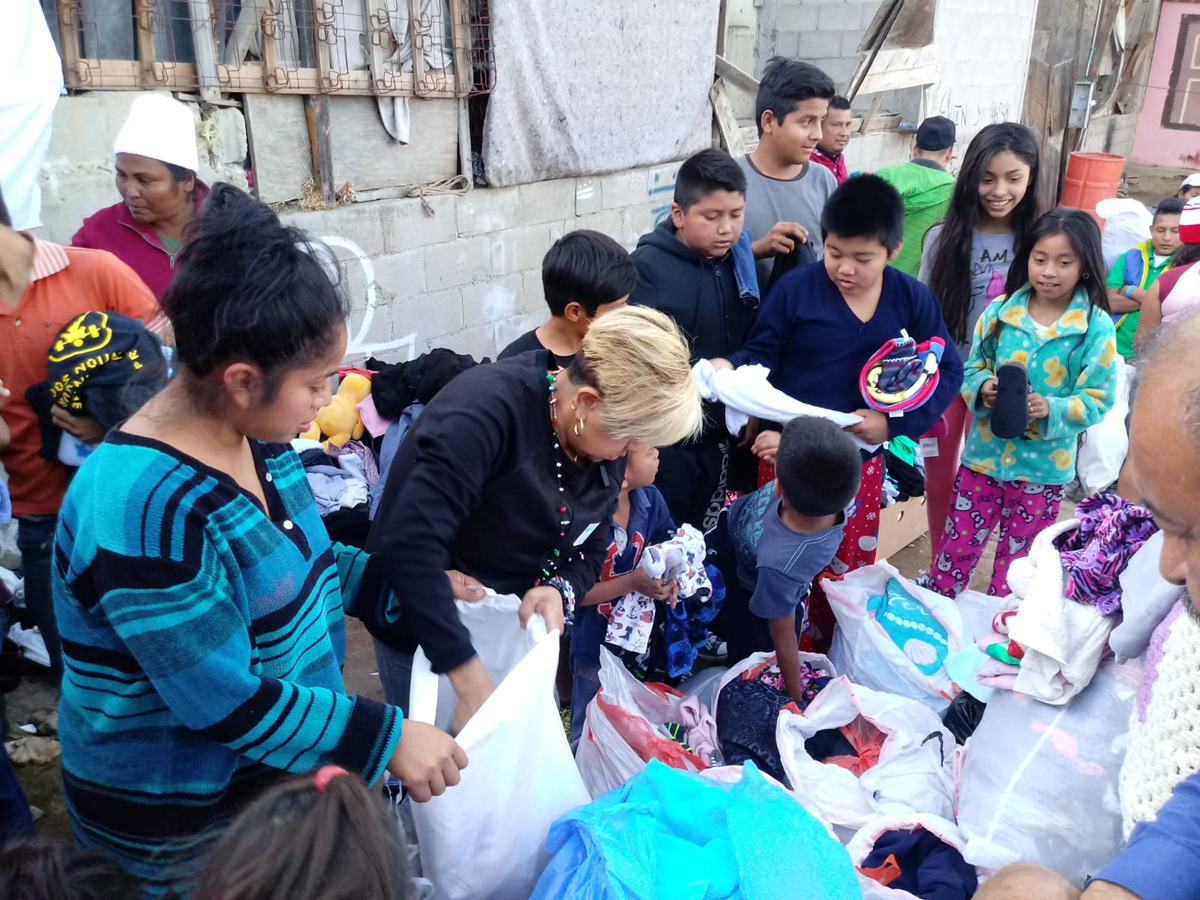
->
[531, 761, 861, 900]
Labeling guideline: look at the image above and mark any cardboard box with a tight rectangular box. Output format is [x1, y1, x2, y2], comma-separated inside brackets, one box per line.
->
[876, 495, 930, 559]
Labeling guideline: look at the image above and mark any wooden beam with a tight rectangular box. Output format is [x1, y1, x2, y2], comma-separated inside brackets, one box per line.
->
[457, 97, 473, 187]
[312, 0, 336, 91]
[133, 0, 158, 87]
[408, 0, 429, 96]
[448, 0, 472, 97]
[715, 55, 758, 96]
[188, 0, 221, 102]
[859, 93, 885, 134]
[260, 4, 287, 91]
[364, 0, 396, 93]
[56, 0, 83, 86]
[305, 95, 337, 205]
[855, 45, 937, 94]
[846, 0, 904, 101]
[710, 78, 747, 157]
[716, 0, 729, 57]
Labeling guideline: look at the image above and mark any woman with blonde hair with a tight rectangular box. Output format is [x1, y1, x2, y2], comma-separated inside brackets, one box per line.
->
[364, 306, 703, 731]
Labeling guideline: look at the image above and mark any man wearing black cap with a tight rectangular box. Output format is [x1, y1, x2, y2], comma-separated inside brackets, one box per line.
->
[876, 115, 957, 276]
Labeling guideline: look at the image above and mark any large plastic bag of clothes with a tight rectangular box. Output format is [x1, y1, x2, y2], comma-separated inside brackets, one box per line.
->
[530, 760, 862, 900]
[826, 563, 968, 714]
[575, 648, 707, 798]
[1097, 198, 1152, 270]
[409, 608, 590, 900]
[848, 813, 977, 900]
[957, 659, 1141, 885]
[1075, 362, 1133, 495]
[776, 676, 957, 834]
[713, 649, 836, 716]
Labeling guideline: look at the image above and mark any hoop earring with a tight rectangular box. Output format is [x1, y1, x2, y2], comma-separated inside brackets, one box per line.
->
[573, 418, 584, 436]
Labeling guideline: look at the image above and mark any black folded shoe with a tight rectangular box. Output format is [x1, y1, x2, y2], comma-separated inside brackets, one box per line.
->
[991, 362, 1030, 440]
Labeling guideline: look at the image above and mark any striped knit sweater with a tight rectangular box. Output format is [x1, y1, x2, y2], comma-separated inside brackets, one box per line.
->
[53, 432, 402, 897]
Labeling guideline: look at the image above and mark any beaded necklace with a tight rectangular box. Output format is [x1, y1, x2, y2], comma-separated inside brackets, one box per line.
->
[540, 368, 581, 621]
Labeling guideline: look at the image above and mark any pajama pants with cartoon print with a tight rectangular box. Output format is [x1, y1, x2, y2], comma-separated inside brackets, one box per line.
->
[930, 465, 1064, 598]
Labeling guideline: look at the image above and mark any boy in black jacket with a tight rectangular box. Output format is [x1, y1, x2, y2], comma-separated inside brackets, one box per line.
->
[630, 148, 758, 532]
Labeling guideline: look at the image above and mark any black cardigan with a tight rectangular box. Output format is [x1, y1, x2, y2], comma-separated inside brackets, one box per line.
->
[364, 351, 622, 673]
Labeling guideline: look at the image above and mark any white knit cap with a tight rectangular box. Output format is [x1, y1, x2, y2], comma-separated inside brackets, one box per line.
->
[113, 93, 199, 173]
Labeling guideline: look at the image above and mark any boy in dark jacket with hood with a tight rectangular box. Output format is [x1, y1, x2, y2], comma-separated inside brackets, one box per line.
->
[629, 148, 758, 532]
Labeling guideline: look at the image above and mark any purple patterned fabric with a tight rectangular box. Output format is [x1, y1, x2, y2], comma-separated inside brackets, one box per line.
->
[1053, 493, 1158, 615]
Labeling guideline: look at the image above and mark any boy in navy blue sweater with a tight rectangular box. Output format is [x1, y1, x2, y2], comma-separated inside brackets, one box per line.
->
[711, 174, 963, 649]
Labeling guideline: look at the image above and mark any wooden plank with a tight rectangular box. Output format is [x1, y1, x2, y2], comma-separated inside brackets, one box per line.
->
[188, 0, 221, 102]
[716, 0, 729, 57]
[305, 96, 337, 205]
[134, 0, 158, 87]
[859, 93, 885, 134]
[856, 45, 937, 94]
[715, 55, 758, 96]
[260, 3, 287, 91]
[312, 0, 336, 91]
[448, 0, 472, 97]
[408, 0, 429, 96]
[457, 96, 473, 184]
[243, 93, 314, 203]
[364, 0, 395, 93]
[327, 95, 459, 192]
[57, 0, 83, 84]
[709, 79, 747, 157]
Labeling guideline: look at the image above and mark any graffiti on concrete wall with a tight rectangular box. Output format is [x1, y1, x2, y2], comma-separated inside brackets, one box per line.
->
[320, 235, 417, 361]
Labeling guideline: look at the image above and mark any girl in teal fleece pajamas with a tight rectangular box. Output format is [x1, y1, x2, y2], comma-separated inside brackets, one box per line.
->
[932, 210, 1119, 597]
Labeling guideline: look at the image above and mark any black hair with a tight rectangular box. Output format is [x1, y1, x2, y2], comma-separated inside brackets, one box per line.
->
[192, 772, 413, 900]
[0, 182, 10, 229]
[1003, 208, 1109, 311]
[829, 95, 852, 111]
[755, 57, 836, 137]
[542, 230, 637, 317]
[1154, 197, 1187, 222]
[165, 162, 196, 183]
[160, 183, 348, 402]
[673, 148, 747, 212]
[1173, 242, 1200, 268]
[820, 174, 905, 252]
[775, 416, 862, 517]
[927, 122, 1045, 345]
[0, 839, 141, 900]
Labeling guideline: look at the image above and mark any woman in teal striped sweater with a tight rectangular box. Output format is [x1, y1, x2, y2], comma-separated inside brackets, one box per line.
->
[52, 185, 466, 897]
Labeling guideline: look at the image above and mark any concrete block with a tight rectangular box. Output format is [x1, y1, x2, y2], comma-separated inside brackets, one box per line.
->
[647, 163, 679, 206]
[575, 178, 602, 216]
[428, 323, 495, 361]
[494, 311, 545, 352]
[519, 178, 577, 225]
[773, 31, 801, 60]
[817, 4, 854, 31]
[601, 169, 649, 210]
[462, 274, 523, 326]
[489, 224, 553, 276]
[352, 297, 394, 347]
[574, 210, 627, 243]
[456, 184, 521, 237]
[393, 287, 465, 341]
[371, 248, 428, 303]
[381, 195, 461, 253]
[522, 268, 547, 314]
[797, 30, 829, 60]
[423, 235, 494, 290]
[840, 30, 865, 57]
[776, 4, 819, 32]
[202, 107, 249, 169]
[283, 202, 390, 258]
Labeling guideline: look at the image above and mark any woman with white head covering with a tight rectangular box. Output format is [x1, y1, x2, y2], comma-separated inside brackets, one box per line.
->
[72, 92, 209, 297]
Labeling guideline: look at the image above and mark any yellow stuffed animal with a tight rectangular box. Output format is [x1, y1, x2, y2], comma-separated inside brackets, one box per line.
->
[301, 372, 371, 448]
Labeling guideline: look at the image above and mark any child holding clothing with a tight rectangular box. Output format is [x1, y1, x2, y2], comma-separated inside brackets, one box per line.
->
[931, 209, 1119, 598]
[630, 148, 759, 532]
[919, 123, 1045, 555]
[569, 442, 677, 741]
[714, 417, 861, 702]
[713, 174, 964, 649]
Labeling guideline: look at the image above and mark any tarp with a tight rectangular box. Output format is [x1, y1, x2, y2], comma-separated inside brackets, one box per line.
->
[0, 1, 62, 229]
[482, 0, 720, 186]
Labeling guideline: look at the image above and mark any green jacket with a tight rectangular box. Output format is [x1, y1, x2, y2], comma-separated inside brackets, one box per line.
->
[1104, 239, 1175, 359]
[961, 286, 1119, 486]
[877, 161, 955, 277]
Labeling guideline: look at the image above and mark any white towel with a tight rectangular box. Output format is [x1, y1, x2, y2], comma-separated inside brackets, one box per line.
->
[1008, 519, 1115, 705]
[691, 361, 876, 452]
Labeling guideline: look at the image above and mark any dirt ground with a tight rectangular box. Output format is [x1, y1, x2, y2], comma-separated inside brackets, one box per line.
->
[7, 500, 1073, 839]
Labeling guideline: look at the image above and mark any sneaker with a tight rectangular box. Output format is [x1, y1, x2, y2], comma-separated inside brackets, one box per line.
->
[698, 630, 728, 662]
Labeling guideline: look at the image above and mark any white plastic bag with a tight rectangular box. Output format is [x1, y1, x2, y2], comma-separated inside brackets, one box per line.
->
[776, 676, 957, 833]
[575, 648, 707, 798]
[1097, 198, 1152, 271]
[409, 604, 590, 900]
[1076, 362, 1133, 495]
[957, 660, 1141, 885]
[848, 813, 968, 900]
[712, 649, 837, 719]
[826, 563, 967, 714]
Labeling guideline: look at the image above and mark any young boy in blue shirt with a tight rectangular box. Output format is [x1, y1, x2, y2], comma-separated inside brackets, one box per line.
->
[569, 442, 677, 742]
[713, 416, 861, 702]
[711, 174, 963, 649]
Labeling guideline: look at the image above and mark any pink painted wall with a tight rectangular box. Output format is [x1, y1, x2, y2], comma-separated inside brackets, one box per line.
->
[1132, 1, 1200, 168]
